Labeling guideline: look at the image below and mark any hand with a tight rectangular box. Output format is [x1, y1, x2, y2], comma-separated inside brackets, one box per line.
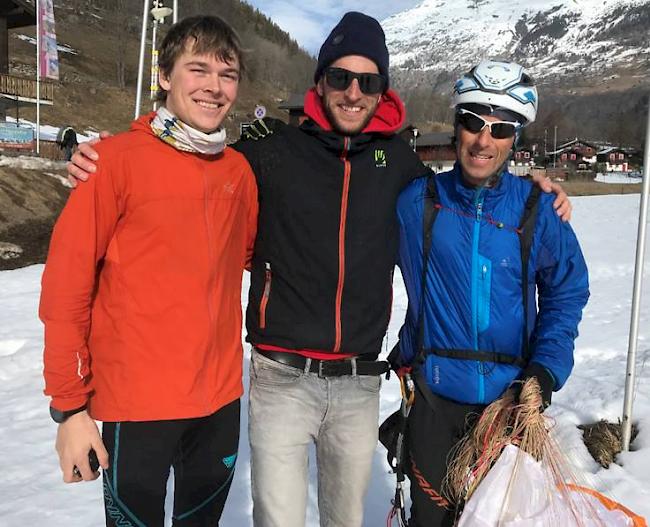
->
[239, 118, 284, 141]
[66, 130, 111, 188]
[531, 173, 572, 222]
[55, 410, 109, 483]
[510, 362, 554, 412]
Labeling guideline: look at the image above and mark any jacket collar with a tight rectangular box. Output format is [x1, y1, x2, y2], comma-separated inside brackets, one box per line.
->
[302, 87, 405, 135]
[449, 162, 511, 206]
[299, 87, 406, 155]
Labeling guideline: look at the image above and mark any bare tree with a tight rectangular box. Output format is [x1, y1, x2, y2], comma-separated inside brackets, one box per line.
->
[115, 0, 128, 89]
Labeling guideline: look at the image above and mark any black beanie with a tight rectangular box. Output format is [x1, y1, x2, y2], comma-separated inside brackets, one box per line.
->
[314, 12, 389, 89]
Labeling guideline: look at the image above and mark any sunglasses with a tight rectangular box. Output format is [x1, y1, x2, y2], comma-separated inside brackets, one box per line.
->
[324, 67, 387, 95]
[457, 108, 520, 139]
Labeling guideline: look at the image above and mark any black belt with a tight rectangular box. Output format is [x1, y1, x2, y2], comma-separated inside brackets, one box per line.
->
[256, 349, 389, 378]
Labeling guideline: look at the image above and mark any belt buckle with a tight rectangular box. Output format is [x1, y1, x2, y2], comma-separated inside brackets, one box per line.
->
[318, 359, 352, 378]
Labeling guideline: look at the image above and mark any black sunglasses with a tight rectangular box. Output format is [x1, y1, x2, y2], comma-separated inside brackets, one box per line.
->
[324, 67, 387, 95]
[457, 108, 520, 139]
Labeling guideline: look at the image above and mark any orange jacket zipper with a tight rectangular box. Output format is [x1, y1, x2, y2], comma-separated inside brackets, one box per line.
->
[334, 137, 351, 353]
[259, 262, 272, 329]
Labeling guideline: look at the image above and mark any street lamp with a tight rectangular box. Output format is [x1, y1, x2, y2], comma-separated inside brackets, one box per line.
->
[135, 1, 174, 118]
[150, 1, 173, 110]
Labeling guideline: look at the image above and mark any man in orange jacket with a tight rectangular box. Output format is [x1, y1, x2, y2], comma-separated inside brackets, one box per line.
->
[40, 16, 257, 525]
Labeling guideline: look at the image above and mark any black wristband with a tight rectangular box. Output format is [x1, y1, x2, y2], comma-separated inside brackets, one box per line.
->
[49, 404, 87, 424]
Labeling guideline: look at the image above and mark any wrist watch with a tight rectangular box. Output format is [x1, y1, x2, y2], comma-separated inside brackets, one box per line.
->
[49, 404, 87, 424]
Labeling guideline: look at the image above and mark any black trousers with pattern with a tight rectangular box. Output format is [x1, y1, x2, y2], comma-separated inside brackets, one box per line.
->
[101, 398, 240, 527]
[406, 385, 485, 527]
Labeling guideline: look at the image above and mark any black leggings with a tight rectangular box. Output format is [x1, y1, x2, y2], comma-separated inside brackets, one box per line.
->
[406, 387, 484, 527]
[101, 399, 240, 526]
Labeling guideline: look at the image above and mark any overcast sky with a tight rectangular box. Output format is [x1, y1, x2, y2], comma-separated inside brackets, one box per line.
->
[244, 0, 421, 55]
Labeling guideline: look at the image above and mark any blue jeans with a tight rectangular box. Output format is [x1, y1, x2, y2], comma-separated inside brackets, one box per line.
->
[248, 349, 381, 527]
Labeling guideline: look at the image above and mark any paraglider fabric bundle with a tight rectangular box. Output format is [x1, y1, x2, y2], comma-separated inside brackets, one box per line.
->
[457, 444, 646, 527]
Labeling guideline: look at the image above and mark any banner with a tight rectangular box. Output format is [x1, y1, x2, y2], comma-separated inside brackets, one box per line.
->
[0, 124, 35, 150]
[38, 0, 59, 80]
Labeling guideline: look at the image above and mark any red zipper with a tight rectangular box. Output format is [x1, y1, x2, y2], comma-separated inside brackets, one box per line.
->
[333, 137, 351, 353]
[259, 262, 272, 329]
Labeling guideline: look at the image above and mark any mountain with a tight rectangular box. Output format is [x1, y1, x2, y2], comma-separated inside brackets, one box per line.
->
[383, 0, 650, 146]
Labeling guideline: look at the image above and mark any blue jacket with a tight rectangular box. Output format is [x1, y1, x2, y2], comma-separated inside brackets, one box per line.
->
[396, 165, 589, 405]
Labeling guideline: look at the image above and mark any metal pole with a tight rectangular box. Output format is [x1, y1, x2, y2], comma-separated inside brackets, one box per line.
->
[135, 0, 149, 118]
[173, 0, 178, 23]
[36, 0, 40, 154]
[622, 97, 650, 451]
[553, 126, 557, 168]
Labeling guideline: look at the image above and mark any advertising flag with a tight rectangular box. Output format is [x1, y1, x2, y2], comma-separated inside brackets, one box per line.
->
[38, 0, 59, 80]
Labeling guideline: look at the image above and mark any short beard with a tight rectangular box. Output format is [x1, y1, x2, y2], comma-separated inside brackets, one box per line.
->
[323, 97, 377, 136]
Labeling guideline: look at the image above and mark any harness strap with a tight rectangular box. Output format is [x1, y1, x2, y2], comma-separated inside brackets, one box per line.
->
[414, 176, 542, 371]
[517, 184, 542, 364]
[423, 347, 527, 367]
[416, 176, 440, 354]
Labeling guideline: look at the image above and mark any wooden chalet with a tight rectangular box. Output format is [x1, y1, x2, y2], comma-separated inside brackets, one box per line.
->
[278, 93, 306, 126]
[546, 138, 598, 170]
[596, 146, 634, 172]
[413, 130, 455, 173]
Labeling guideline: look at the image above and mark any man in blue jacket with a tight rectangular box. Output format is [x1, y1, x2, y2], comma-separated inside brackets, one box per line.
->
[393, 60, 589, 526]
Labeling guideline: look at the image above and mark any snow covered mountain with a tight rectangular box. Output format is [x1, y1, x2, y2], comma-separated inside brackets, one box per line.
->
[384, 0, 650, 86]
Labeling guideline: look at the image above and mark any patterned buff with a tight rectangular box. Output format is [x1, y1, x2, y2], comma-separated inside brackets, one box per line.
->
[150, 106, 227, 155]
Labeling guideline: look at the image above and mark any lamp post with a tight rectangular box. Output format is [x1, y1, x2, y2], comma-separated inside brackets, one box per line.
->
[135, 0, 149, 118]
[150, 1, 173, 110]
[135, 1, 173, 118]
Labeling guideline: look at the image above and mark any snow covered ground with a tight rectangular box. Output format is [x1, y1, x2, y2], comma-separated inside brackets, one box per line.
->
[1, 194, 649, 525]
[596, 172, 644, 184]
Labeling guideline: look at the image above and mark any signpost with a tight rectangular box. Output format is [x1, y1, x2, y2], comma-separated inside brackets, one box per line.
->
[621, 98, 650, 451]
[0, 124, 34, 150]
[254, 105, 267, 120]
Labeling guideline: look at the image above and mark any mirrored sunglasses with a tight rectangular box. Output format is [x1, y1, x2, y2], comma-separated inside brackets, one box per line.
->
[457, 108, 520, 139]
[324, 67, 387, 95]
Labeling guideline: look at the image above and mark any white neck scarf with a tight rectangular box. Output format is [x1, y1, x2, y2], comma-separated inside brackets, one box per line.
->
[150, 106, 227, 155]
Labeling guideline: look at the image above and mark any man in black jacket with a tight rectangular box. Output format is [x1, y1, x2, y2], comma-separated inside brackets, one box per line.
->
[235, 14, 428, 526]
[66, 12, 571, 527]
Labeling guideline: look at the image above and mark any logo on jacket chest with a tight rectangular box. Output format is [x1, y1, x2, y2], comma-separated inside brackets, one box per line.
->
[374, 149, 387, 168]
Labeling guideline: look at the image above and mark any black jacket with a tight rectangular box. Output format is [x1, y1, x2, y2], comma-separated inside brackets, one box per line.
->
[234, 94, 428, 359]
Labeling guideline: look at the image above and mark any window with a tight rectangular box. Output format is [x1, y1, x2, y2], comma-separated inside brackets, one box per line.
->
[610, 153, 616, 161]
[618, 153, 624, 160]
[570, 154, 576, 160]
[524, 152, 530, 159]
[561, 153, 567, 161]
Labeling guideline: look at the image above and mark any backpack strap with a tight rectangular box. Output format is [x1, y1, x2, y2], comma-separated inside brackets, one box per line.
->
[405, 178, 542, 412]
[517, 184, 542, 364]
[411, 180, 542, 394]
[416, 175, 440, 355]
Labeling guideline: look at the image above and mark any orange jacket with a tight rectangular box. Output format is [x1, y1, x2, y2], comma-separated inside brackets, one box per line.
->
[40, 115, 258, 422]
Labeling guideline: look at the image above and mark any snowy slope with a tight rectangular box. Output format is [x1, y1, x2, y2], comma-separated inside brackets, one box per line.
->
[383, 0, 650, 80]
[1, 194, 650, 525]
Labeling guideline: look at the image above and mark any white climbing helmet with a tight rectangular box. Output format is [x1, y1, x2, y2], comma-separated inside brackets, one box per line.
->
[452, 60, 538, 125]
